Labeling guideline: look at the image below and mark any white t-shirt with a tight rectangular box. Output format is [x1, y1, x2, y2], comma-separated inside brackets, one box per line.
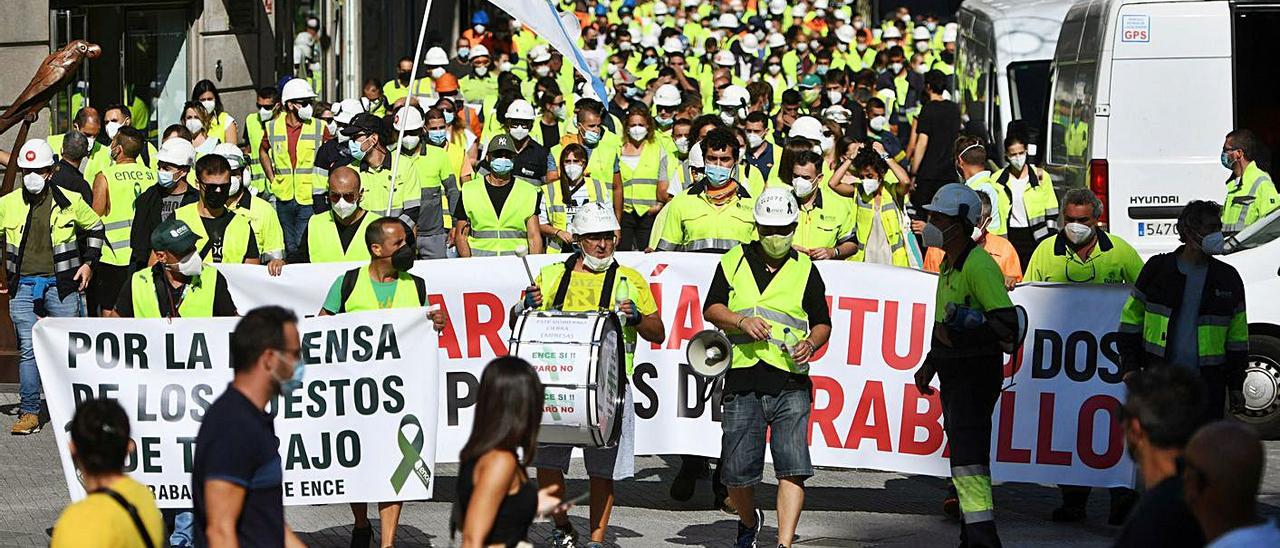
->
[1208, 519, 1280, 547]
[1006, 170, 1030, 228]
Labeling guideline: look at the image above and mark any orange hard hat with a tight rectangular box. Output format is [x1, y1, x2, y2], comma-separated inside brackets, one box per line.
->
[435, 73, 459, 93]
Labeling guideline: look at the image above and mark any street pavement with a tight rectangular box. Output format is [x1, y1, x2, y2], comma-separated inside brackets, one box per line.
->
[4, 390, 1279, 547]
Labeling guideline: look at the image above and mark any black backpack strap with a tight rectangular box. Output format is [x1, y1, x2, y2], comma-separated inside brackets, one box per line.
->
[412, 274, 427, 306]
[337, 267, 362, 314]
[597, 259, 620, 311]
[550, 253, 580, 310]
[94, 487, 155, 548]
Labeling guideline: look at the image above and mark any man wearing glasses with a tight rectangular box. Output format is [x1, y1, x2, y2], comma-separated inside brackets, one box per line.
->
[1023, 187, 1143, 524]
[288, 166, 380, 263]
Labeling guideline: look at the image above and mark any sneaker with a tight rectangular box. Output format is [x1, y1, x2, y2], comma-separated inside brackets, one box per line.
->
[1051, 504, 1086, 523]
[585, 543, 605, 548]
[735, 508, 764, 548]
[349, 525, 372, 548]
[10, 413, 39, 435]
[550, 524, 578, 548]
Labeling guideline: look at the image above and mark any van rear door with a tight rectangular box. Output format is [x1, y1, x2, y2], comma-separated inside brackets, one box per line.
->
[1106, 1, 1232, 257]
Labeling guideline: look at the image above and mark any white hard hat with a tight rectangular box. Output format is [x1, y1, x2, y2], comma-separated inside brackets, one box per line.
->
[425, 47, 449, 66]
[788, 116, 824, 142]
[687, 141, 704, 168]
[716, 13, 739, 29]
[717, 85, 750, 108]
[740, 34, 759, 54]
[767, 33, 786, 49]
[821, 105, 852, 124]
[713, 50, 737, 67]
[943, 25, 958, 43]
[877, 88, 897, 105]
[790, 5, 805, 17]
[654, 2, 669, 15]
[528, 44, 552, 64]
[768, 0, 786, 15]
[16, 139, 55, 169]
[913, 27, 931, 41]
[157, 138, 196, 167]
[754, 187, 799, 226]
[835, 25, 855, 44]
[640, 34, 660, 50]
[212, 142, 245, 170]
[333, 98, 365, 124]
[882, 26, 902, 39]
[280, 78, 317, 103]
[661, 36, 685, 55]
[924, 183, 982, 225]
[470, 44, 490, 59]
[571, 201, 621, 234]
[505, 99, 536, 120]
[835, 10, 850, 22]
[654, 84, 682, 107]
[813, 0, 829, 9]
[393, 105, 425, 131]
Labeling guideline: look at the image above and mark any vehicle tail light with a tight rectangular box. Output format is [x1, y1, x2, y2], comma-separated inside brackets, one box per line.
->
[1089, 159, 1109, 224]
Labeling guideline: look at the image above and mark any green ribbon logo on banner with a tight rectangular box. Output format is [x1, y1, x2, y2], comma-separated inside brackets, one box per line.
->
[390, 414, 432, 494]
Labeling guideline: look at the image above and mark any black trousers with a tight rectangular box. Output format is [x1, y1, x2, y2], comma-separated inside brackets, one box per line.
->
[87, 263, 130, 316]
[937, 353, 1004, 548]
[619, 209, 655, 251]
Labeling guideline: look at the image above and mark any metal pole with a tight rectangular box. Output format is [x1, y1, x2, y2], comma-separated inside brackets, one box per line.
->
[386, 0, 434, 217]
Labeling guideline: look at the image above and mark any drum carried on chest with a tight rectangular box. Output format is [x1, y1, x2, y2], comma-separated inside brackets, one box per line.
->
[509, 309, 626, 448]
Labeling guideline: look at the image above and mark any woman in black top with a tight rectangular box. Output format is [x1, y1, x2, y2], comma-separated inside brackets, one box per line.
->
[454, 357, 559, 547]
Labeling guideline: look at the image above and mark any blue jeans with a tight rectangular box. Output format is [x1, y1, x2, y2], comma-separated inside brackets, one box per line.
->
[275, 199, 313, 256]
[719, 388, 814, 488]
[11, 276, 84, 415]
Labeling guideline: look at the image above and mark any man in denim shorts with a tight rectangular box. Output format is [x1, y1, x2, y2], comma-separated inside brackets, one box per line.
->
[704, 188, 833, 548]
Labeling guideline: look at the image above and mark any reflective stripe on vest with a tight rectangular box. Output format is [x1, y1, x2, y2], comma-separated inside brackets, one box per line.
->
[852, 188, 908, 265]
[721, 245, 812, 374]
[100, 163, 156, 266]
[619, 142, 666, 215]
[1225, 173, 1271, 233]
[462, 177, 540, 255]
[265, 117, 324, 204]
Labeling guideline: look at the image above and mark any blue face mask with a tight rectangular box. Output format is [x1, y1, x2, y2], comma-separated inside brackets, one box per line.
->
[490, 157, 515, 176]
[274, 350, 306, 396]
[704, 164, 732, 186]
[157, 169, 178, 189]
[1201, 231, 1228, 255]
[582, 130, 602, 146]
[348, 137, 368, 160]
[442, 110, 456, 124]
[428, 129, 448, 145]
[1220, 150, 1234, 170]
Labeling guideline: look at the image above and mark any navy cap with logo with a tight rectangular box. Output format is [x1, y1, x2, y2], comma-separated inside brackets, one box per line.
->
[151, 218, 199, 253]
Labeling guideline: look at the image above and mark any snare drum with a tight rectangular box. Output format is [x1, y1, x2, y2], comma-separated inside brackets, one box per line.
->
[509, 310, 626, 448]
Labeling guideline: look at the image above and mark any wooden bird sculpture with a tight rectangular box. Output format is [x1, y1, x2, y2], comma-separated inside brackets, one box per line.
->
[0, 40, 102, 136]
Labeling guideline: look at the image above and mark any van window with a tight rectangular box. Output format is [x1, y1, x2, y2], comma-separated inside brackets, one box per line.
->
[957, 15, 994, 142]
[1234, 7, 1280, 171]
[1009, 60, 1052, 150]
[1048, 0, 1107, 187]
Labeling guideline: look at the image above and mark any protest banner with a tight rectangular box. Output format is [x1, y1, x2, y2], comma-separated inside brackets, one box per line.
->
[34, 309, 439, 508]
[216, 253, 1135, 488]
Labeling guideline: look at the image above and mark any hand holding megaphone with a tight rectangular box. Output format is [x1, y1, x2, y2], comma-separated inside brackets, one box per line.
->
[686, 330, 732, 378]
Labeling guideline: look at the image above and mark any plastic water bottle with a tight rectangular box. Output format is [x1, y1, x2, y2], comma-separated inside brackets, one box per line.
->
[944, 303, 986, 330]
[783, 327, 800, 355]
[614, 276, 630, 322]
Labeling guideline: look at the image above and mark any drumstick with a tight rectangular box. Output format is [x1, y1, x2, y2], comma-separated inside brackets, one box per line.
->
[514, 245, 536, 286]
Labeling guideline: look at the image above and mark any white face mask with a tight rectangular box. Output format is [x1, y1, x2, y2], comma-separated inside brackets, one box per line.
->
[628, 125, 648, 141]
[498, 61, 513, 72]
[259, 107, 273, 120]
[889, 62, 904, 73]
[535, 66, 550, 77]
[326, 120, 338, 136]
[1063, 222, 1094, 245]
[509, 126, 530, 141]
[228, 175, 242, 195]
[827, 90, 842, 104]
[22, 172, 46, 194]
[582, 251, 614, 272]
[173, 250, 204, 277]
[474, 24, 486, 34]
[819, 135, 834, 153]
[400, 135, 421, 151]
[1008, 153, 1027, 171]
[184, 117, 204, 134]
[914, 63, 929, 75]
[869, 115, 888, 132]
[792, 176, 816, 198]
[675, 136, 689, 154]
[563, 162, 585, 181]
[105, 121, 122, 140]
[200, 99, 216, 113]
[916, 41, 930, 52]
[474, 65, 489, 76]
[719, 111, 736, 125]
[861, 177, 880, 194]
[297, 104, 314, 121]
[746, 132, 764, 149]
[332, 197, 359, 219]
[430, 67, 446, 79]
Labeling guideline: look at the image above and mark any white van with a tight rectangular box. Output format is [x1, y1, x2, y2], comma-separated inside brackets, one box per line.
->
[955, 0, 1075, 163]
[1045, 0, 1273, 257]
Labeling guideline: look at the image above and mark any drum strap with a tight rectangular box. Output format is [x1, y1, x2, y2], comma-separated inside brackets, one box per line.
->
[551, 253, 619, 311]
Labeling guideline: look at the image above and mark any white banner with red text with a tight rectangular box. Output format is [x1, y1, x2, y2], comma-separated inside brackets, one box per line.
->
[215, 253, 1134, 488]
[34, 309, 440, 508]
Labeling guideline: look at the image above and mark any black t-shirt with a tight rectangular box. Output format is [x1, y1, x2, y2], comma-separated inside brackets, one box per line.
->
[112, 264, 238, 317]
[1113, 476, 1206, 548]
[193, 386, 284, 547]
[201, 210, 259, 263]
[539, 122, 560, 150]
[452, 180, 542, 223]
[913, 98, 962, 202]
[705, 244, 832, 395]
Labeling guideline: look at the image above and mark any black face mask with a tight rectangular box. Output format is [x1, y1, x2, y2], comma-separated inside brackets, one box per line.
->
[398, 72, 411, 83]
[202, 183, 231, 209]
[390, 244, 415, 272]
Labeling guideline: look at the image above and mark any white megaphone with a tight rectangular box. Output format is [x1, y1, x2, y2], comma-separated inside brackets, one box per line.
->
[686, 330, 732, 378]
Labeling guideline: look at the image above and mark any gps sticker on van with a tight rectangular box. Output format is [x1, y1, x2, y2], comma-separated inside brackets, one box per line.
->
[1121, 15, 1150, 43]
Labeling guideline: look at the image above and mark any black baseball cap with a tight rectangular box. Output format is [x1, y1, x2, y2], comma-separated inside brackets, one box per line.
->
[341, 113, 384, 137]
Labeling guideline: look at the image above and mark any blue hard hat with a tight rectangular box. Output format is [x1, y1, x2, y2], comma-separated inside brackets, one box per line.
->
[622, 0, 636, 8]
[471, 11, 490, 26]
[276, 75, 294, 97]
[595, 4, 608, 16]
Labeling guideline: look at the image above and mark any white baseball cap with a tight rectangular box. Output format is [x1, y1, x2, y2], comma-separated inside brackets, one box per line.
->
[505, 99, 536, 120]
[280, 78, 317, 103]
[571, 201, 621, 234]
[924, 183, 982, 225]
[157, 138, 196, 167]
[393, 106, 425, 131]
[788, 116, 824, 142]
[425, 47, 449, 66]
[754, 187, 799, 226]
[333, 98, 365, 124]
[16, 139, 55, 169]
[654, 84, 682, 107]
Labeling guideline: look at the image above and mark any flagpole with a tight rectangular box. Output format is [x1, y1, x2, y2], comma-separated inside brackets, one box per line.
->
[387, 0, 435, 217]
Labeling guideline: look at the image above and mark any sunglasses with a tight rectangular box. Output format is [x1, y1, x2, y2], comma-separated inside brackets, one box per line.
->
[328, 191, 360, 203]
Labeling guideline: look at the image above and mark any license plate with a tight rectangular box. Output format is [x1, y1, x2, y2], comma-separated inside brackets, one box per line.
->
[1136, 222, 1179, 237]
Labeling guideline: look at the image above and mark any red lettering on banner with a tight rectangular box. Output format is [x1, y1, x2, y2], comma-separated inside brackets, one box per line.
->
[665, 285, 705, 350]
[809, 295, 833, 362]
[649, 282, 663, 350]
[1037, 393, 1073, 465]
[996, 392, 1032, 463]
[882, 301, 927, 371]
[845, 381, 891, 451]
[808, 375, 844, 447]
[428, 294, 462, 359]
[1077, 395, 1124, 469]
[838, 297, 878, 365]
[464, 292, 507, 357]
[899, 384, 944, 455]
